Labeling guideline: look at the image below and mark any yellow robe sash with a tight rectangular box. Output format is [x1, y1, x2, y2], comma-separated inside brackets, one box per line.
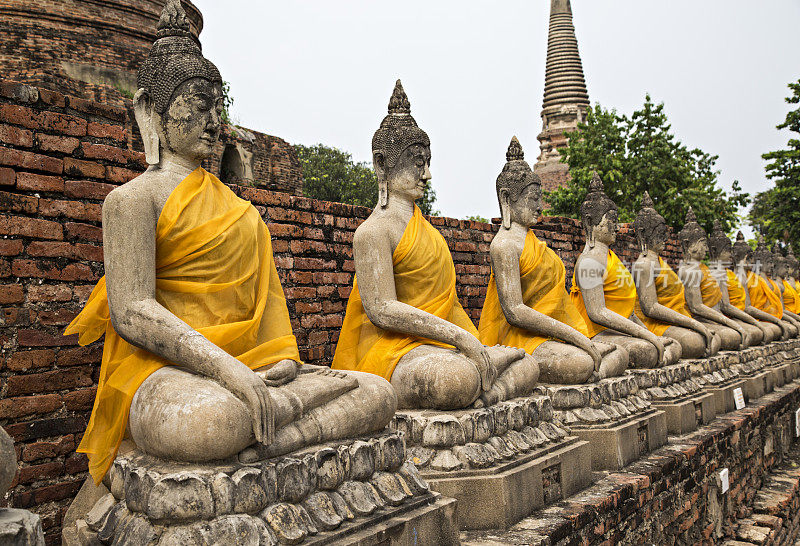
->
[699, 263, 722, 308]
[746, 271, 783, 319]
[569, 250, 637, 338]
[783, 279, 800, 314]
[331, 206, 477, 381]
[726, 269, 747, 310]
[479, 230, 588, 353]
[635, 257, 692, 336]
[65, 168, 300, 483]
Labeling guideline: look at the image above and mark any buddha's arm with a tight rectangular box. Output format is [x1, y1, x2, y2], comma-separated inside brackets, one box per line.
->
[576, 256, 664, 354]
[680, 273, 745, 338]
[718, 280, 760, 325]
[353, 225, 494, 387]
[633, 259, 712, 340]
[102, 187, 274, 444]
[491, 242, 601, 366]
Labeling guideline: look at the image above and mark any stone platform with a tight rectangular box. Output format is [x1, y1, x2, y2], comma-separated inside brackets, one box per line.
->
[69, 432, 458, 545]
[626, 362, 716, 435]
[0, 509, 45, 545]
[538, 376, 667, 471]
[389, 395, 592, 530]
[688, 352, 747, 414]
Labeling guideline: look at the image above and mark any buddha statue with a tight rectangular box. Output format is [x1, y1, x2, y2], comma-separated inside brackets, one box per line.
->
[64, 0, 397, 485]
[676, 208, 747, 350]
[787, 246, 800, 293]
[570, 174, 681, 368]
[631, 193, 720, 358]
[707, 220, 769, 344]
[478, 140, 629, 384]
[772, 245, 800, 325]
[332, 83, 538, 410]
[734, 233, 792, 340]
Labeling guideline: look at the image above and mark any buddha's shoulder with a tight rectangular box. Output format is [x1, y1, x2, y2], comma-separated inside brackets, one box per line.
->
[489, 230, 524, 258]
[353, 211, 404, 249]
[102, 170, 171, 218]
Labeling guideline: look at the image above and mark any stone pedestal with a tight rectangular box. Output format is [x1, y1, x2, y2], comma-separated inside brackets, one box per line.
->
[539, 376, 668, 471]
[733, 347, 775, 402]
[390, 395, 592, 530]
[773, 341, 800, 385]
[627, 362, 716, 435]
[66, 432, 458, 545]
[0, 509, 45, 545]
[688, 353, 747, 414]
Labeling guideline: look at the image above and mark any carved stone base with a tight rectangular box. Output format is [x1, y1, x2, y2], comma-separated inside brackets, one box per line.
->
[67, 432, 459, 545]
[0, 509, 45, 546]
[389, 395, 592, 530]
[626, 362, 715, 435]
[537, 376, 668, 470]
[706, 379, 747, 414]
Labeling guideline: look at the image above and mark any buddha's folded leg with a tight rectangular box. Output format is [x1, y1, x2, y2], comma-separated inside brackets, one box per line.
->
[661, 337, 683, 364]
[593, 331, 658, 368]
[129, 366, 253, 463]
[390, 346, 482, 410]
[533, 341, 595, 385]
[663, 326, 707, 359]
[260, 370, 397, 459]
[779, 319, 798, 338]
[758, 321, 780, 343]
[735, 320, 763, 346]
[699, 320, 741, 351]
[593, 342, 629, 378]
[475, 353, 539, 408]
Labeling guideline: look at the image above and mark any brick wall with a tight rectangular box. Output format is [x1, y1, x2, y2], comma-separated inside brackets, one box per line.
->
[0, 79, 684, 543]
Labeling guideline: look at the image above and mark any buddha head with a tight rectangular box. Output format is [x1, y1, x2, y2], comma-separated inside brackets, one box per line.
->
[678, 207, 708, 261]
[787, 246, 799, 278]
[633, 192, 669, 254]
[709, 220, 733, 265]
[731, 231, 752, 267]
[134, 0, 224, 167]
[773, 245, 787, 278]
[496, 137, 542, 230]
[580, 172, 618, 248]
[372, 80, 432, 208]
[752, 236, 773, 276]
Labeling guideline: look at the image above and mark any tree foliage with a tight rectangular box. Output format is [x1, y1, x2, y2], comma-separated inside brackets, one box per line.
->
[294, 144, 438, 215]
[749, 79, 800, 249]
[546, 95, 749, 234]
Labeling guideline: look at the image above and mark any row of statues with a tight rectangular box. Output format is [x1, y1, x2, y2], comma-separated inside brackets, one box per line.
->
[64, 0, 800, 493]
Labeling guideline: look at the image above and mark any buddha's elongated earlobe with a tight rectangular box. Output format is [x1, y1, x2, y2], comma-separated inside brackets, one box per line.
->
[134, 89, 160, 166]
[378, 180, 388, 208]
[500, 190, 512, 230]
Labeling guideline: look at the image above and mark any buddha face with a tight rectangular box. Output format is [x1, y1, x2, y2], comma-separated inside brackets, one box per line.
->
[685, 237, 708, 262]
[775, 259, 788, 278]
[158, 78, 224, 162]
[380, 143, 431, 202]
[716, 247, 733, 266]
[592, 209, 618, 246]
[506, 179, 542, 227]
[643, 218, 669, 253]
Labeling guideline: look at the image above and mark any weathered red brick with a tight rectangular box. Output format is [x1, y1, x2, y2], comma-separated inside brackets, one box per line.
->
[38, 199, 102, 222]
[16, 461, 64, 485]
[63, 158, 104, 179]
[16, 172, 64, 192]
[65, 453, 88, 475]
[0, 104, 40, 129]
[0, 283, 24, 303]
[105, 165, 140, 184]
[80, 142, 127, 164]
[6, 349, 56, 371]
[0, 167, 14, 186]
[0, 123, 33, 147]
[0, 394, 62, 419]
[0, 191, 37, 214]
[6, 366, 93, 395]
[64, 179, 114, 200]
[63, 387, 97, 411]
[0, 148, 62, 174]
[28, 284, 72, 303]
[67, 95, 126, 122]
[0, 215, 62, 240]
[37, 88, 66, 108]
[0, 239, 23, 256]
[65, 222, 102, 242]
[36, 307, 78, 326]
[35, 133, 79, 154]
[39, 111, 87, 137]
[87, 121, 126, 142]
[21, 436, 75, 463]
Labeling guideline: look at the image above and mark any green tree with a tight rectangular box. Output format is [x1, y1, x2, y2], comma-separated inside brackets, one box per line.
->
[749, 79, 800, 249]
[294, 144, 438, 214]
[546, 95, 749, 233]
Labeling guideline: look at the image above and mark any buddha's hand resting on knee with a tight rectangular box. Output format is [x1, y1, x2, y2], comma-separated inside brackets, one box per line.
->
[255, 359, 298, 387]
[697, 324, 714, 357]
[733, 326, 747, 350]
[216, 358, 275, 446]
[458, 337, 497, 391]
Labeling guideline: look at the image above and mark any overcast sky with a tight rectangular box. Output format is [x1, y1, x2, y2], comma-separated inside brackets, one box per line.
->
[194, 0, 800, 227]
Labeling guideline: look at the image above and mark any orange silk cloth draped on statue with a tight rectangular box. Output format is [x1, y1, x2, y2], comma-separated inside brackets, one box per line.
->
[479, 230, 589, 352]
[569, 250, 637, 338]
[699, 263, 722, 308]
[726, 270, 747, 310]
[746, 271, 783, 319]
[332, 206, 477, 381]
[64, 168, 300, 483]
[783, 280, 800, 314]
[635, 257, 692, 336]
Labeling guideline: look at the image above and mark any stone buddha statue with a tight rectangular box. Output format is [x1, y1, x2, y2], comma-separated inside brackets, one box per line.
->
[570, 174, 681, 368]
[734, 233, 793, 340]
[772, 245, 800, 326]
[478, 140, 629, 384]
[786, 246, 800, 292]
[707, 220, 769, 344]
[631, 193, 720, 358]
[64, 0, 397, 486]
[332, 83, 538, 410]
[676, 208, 747, 350]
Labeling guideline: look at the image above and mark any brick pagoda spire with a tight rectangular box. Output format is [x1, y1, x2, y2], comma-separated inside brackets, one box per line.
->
[535, 0, 590, 192]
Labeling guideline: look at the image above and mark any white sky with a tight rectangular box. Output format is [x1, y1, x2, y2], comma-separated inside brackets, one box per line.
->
[194, 0, 800, 227]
